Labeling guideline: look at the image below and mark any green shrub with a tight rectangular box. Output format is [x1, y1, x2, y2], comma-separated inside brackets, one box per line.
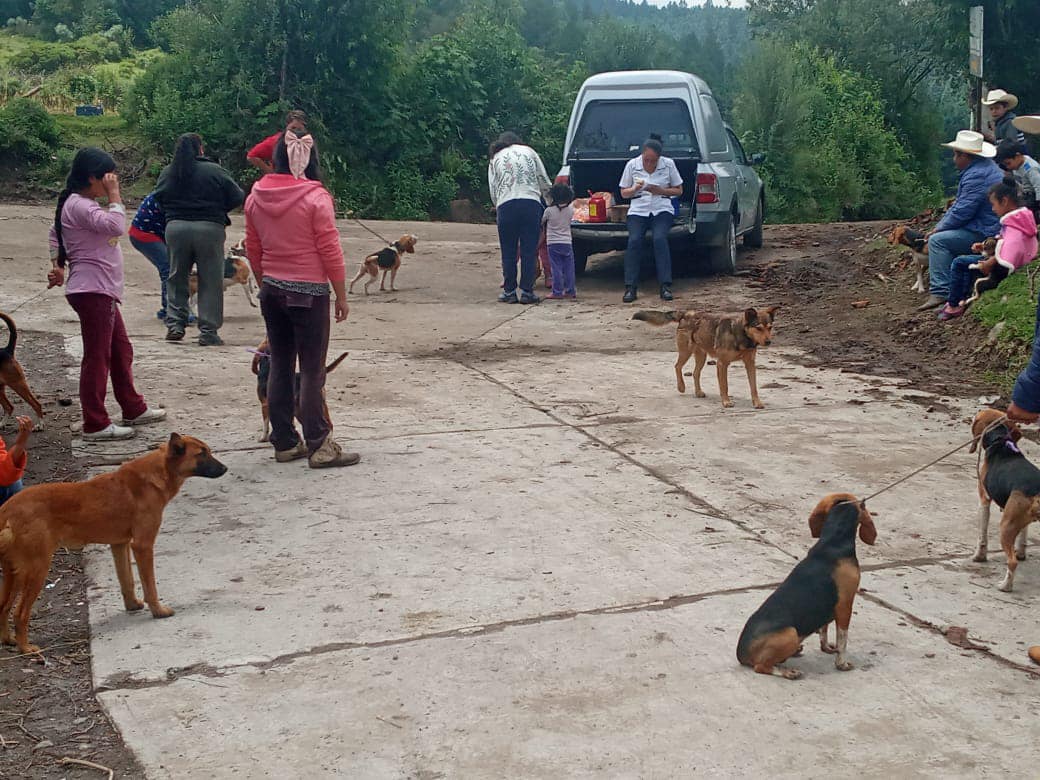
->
[0, 97, 61, 162]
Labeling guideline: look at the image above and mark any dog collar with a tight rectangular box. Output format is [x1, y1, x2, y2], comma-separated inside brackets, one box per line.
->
[1006, 440, 1022, 455]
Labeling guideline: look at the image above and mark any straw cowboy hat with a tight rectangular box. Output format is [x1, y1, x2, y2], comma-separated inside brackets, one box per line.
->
[982, 89, 1019, 109]
[942, 130, 996, 158]
[1014, 116, 1040, 135]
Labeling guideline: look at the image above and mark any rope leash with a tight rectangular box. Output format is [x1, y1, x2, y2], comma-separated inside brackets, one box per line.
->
[860, 414, 1010, 504]
[6, 288, 50, 315]
[347, 213, 393, 246]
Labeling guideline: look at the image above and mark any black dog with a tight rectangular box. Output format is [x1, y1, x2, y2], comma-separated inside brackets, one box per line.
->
[251, 340, 349, 443]
[736, 494, 877, 680]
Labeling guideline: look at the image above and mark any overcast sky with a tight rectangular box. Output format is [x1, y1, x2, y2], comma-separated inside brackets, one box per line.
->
[644, 0, 747, 6]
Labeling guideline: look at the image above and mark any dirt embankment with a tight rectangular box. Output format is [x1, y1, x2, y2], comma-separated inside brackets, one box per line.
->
[745, 222, 1011, 400]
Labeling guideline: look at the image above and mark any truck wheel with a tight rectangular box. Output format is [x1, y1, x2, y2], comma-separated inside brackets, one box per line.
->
[709, 216, 738, 275]
[743, 197, 764, 249]
[574, 250, 589, 276]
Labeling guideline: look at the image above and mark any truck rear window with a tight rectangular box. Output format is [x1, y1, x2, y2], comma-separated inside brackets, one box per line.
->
[570, 99, 698, 159]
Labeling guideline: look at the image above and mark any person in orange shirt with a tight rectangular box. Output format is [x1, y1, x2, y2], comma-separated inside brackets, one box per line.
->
[0, 416, 32, 506]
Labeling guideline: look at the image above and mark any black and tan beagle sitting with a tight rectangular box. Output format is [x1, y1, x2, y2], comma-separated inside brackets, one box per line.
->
[970, 409, 1040, 591]
[736, 493, 877, 680]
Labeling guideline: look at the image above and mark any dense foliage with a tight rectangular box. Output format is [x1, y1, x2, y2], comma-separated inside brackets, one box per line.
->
[2, 0, 1037, 222]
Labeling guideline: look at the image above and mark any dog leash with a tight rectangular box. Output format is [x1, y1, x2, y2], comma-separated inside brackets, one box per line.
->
[860, 414, 1010, 504]
[346, 213, 393, 246]
[6, 288, 50, 315]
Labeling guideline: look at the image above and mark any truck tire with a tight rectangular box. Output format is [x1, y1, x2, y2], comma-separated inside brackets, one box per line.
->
[574, 249, 589, 276]
[709, 216, 738, 275]
[743, 196, 764, 249]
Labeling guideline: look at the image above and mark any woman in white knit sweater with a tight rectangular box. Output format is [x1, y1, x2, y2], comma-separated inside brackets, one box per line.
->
[488, 131, 552, 304]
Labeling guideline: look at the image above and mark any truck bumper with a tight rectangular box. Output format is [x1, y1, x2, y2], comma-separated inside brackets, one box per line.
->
[572, 209, 731, 254]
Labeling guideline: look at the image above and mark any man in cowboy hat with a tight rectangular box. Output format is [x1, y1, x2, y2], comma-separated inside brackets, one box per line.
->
[982, 89, 1026, 146]
[918, 130, 1004, 311]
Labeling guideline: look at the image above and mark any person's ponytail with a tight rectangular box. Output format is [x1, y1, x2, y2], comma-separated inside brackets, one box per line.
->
[53, 147, 116, 268]
[168, 133, 204, 191]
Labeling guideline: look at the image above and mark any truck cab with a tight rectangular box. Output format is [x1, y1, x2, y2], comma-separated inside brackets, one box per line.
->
[555, 70, 764, 275]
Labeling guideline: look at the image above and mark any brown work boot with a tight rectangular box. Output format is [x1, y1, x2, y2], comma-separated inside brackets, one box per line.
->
[274, 442, 308, 463]
[308, 438, 361, 469]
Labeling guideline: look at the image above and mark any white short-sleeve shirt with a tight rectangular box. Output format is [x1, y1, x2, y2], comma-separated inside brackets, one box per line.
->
[619, 155, 683, 217]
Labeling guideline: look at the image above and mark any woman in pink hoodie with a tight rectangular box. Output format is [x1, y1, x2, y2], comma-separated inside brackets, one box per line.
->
[940, 179, 1039, 320]
[245, 132, 359, 469]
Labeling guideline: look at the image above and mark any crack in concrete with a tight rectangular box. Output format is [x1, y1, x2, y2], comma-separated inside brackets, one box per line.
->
[95, 551, 1004, 693]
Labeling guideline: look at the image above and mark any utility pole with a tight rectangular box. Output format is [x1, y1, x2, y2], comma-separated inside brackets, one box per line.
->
[969, 5, 984, 132]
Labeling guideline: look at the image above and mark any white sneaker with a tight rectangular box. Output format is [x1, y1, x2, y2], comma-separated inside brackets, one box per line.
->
[83, 423, 136, 441]
[122, 408, 167, 426]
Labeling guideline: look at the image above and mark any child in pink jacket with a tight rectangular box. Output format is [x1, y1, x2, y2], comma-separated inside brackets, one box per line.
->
[244, 131, 358, 470]
[940, 179, 1039, 320]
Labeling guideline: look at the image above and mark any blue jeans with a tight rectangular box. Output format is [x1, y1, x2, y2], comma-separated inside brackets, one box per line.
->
[129, 235, 170, 314]
[0, 479, 23, 506]
[625, 212, 674, 288]
[928, 229, 986, 297]
[948, 254, 1008, 306]
[496, 199, 543, 296]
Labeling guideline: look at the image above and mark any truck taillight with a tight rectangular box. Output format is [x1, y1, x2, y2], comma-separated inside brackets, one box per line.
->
[554, 174, 570, 185]
[695, 173, 719, 204]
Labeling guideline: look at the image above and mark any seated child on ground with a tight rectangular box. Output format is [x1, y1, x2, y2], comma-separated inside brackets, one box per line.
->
[0, 416, 32, 506]
[940, 179, 1039, 321]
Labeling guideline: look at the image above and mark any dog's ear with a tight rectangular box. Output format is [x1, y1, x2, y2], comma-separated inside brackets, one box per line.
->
[765, 305, 780, 320]
[858, 505, 878, 546]
[744, 308, 759, 327]
[808, 493, 859, 538]
[168, 432, 187, 458]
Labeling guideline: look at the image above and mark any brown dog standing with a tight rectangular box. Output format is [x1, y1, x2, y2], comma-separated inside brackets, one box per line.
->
[0, 311, 45, 431]
[0, 433, 226, 653]
[633, 306, 779, 409]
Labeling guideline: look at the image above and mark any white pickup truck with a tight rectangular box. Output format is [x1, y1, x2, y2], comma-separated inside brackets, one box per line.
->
[554, 70, 765, 275]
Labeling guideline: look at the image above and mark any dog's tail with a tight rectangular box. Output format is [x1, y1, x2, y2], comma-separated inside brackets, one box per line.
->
[631, 310, 682, 327]
[0, 311, 15, 355]
[325, 352, 350, 373]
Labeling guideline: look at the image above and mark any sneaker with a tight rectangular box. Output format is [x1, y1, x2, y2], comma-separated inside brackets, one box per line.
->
[275, 442, 308, 463]
[166, 327, 185, 342]
[122, 407, 167, 426]
[308, 438, 361, 469]
[83, 423, 135, 441]
[660, 285, 674, 301]
[937, 304, 965, 321]
[623, 287, 637, 303]
[547, 293, 566, 300]
[518, 291, 541, 304]
[198, 333, 225, 347]
[498, 290, 519, 304]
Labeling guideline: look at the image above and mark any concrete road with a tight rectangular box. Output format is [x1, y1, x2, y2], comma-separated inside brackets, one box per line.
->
[1, 205, 1038, 778]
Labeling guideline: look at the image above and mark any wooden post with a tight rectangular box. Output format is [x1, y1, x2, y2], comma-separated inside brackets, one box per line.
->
[969, 6, 984, 131]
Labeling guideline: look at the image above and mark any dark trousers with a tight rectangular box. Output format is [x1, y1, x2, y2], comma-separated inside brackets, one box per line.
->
[259, 284, 332, 454]
[166, 220, 226, 336]
[547, 243, 576, 296]
[625, 212, 674, 288]
[497, 198, 543, 295]
[66, 293, 147, 433]
[949, 254, 1009, 306]
[0, 480, 22, 506]
[129, 235, 170, 314]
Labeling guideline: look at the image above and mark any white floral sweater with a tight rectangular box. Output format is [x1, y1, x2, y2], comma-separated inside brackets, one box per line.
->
[488, 144, 552, 208]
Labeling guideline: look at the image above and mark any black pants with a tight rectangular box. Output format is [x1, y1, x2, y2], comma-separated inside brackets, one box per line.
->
[624, 212, 674, 288]
[496, 198, 543, 295]
[259, 284, 331, 454]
